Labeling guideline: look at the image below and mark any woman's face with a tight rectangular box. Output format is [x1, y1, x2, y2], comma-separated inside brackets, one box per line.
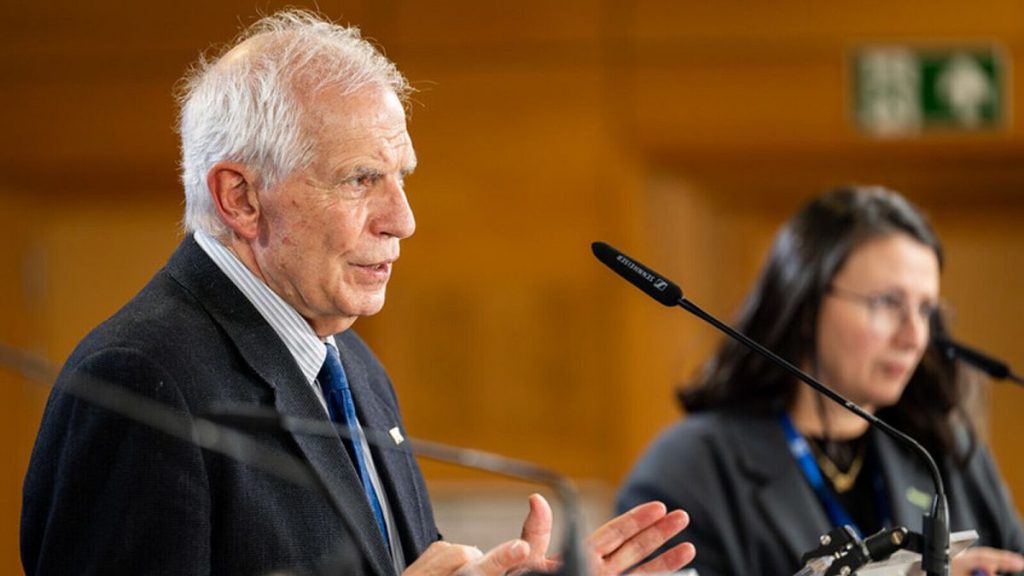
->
[814, 232, 941, 412]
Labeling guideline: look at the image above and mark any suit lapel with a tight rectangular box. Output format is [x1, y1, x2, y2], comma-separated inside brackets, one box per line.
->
[337, 334, 433, 557]
[166, 238, 396, 576]
[271, 363, 396, 576]
[731, 414, 833, 562]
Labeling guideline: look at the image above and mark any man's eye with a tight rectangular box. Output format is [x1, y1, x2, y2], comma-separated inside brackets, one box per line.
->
[346, 173, 380, 188]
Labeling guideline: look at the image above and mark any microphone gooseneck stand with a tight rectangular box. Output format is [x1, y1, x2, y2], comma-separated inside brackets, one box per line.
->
[1, 344, 366, 576]
[6, 344, 586, 576]
[591, 241, 950, 576]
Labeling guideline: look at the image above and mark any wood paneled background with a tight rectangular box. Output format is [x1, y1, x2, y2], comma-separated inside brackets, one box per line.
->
[3, 1, 1024, 571]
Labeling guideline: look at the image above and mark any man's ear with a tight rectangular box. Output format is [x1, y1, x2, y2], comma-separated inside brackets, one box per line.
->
[207, 161, 261, 240]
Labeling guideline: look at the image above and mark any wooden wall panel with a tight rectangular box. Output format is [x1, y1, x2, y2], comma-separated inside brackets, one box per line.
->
[0, 197, 45, 571]
[364, 64, 630, 479]
[933, 208, 1024, 498]
[628, 1, 1024, 153]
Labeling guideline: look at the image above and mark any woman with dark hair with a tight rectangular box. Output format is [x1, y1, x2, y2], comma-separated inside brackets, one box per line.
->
[617, 186, 1024, 575]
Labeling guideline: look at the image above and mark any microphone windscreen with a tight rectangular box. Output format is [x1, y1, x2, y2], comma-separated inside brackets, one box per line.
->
[933, 336, 1010, 380]
[591, 242, 683, 306]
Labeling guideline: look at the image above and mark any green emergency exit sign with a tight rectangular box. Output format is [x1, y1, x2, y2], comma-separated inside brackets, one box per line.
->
[853, 45, 1007, 136]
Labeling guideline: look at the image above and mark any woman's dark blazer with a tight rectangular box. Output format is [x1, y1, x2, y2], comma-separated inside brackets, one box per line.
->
[617, 411, 1024, 576]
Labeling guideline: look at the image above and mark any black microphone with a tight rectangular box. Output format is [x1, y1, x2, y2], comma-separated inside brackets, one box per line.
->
[933, 335, 1024, 385]
[592, 241, 950, 576]
[202, 404, 588, 576]
[591, 242, 682, 307]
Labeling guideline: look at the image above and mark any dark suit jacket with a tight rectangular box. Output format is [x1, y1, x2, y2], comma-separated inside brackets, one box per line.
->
[22, 237, 439, 576]
[617, 411, 1024, 576]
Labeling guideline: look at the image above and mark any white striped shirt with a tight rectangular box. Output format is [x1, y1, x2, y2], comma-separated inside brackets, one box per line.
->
[194, 230, 331, 413]
[193, 231, 405, 571]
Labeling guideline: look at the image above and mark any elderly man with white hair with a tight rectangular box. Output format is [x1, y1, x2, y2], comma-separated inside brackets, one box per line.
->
[21, 10, 695, 576]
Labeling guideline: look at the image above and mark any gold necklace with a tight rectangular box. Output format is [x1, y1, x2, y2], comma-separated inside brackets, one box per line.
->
[808, 441, 866, 494]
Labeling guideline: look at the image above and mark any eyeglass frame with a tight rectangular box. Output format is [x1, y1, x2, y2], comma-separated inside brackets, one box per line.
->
[825, 285, 946, 335]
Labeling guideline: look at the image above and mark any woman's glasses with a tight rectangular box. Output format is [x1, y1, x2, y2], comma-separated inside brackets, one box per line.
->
[827, 286, 944, 336]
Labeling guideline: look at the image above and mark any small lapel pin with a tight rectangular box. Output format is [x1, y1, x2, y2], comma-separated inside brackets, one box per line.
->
[389, 427, 405, 445]
[906, 486, 932, 510]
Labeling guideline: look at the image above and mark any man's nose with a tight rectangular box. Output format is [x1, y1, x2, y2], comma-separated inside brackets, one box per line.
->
[373, 176, 416, 239]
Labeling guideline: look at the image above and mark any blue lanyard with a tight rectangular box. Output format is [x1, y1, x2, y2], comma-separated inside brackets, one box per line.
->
[778, 412, 891, 539]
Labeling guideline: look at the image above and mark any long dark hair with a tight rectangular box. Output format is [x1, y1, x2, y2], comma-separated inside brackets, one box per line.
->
[680, 185, 974, 465]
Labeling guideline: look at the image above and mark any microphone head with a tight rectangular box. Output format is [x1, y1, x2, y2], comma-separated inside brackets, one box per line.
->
[932, 335, 1011, 380]
[591, 242, 683, 307]
[932, 335, 958, 361]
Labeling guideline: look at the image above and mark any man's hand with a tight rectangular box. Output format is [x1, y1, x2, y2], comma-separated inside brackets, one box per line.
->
[517, 493, 694, 575]
[403, 539, 530, 576]
[403, 494, 695, 576]
[584, 499, 695, 575]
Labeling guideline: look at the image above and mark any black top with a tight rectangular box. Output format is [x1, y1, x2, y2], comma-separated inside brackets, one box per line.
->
[808, 434, 882, 536]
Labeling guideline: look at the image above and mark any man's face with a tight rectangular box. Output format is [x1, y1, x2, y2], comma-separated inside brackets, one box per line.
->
[251, 85, 416, 336]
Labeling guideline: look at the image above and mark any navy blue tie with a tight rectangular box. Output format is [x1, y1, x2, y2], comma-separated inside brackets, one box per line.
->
[319, 343, 389, 543]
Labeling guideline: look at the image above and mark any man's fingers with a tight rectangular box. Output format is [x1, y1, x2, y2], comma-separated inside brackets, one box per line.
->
[458, 540, 530, 576]
[517, 493, 559, 573]
[405, 541, 484, 576]
[520, 493, 553, 553]
[408, 502, 692, 576]
[585, 501, 669, 556]
[595, 510, 690, 574]
[629, 542, 697, 574]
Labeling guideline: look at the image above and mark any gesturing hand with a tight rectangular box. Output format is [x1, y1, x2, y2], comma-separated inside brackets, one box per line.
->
[403, 494, 695, 576]
[403, 539, 531, 576]
[583, 499, 695, 575]
[516, 494, 695, 576]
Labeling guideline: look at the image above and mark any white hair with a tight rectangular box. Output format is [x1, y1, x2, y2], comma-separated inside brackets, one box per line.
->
[177, 10, 411, 237]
